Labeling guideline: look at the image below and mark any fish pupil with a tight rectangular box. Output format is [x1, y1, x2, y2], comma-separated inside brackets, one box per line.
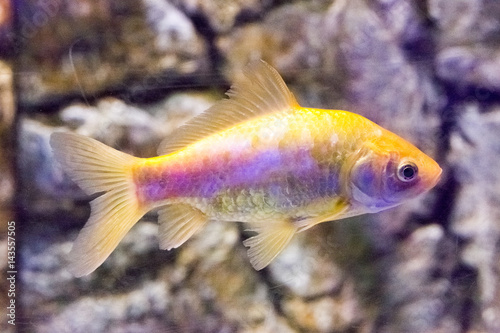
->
[398, 163, 418, 181]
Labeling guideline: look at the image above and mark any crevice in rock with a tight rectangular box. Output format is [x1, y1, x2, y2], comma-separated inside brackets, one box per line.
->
[450, 263, 479, 332]
[172, 3, 224, 75]
[236, 224, 301, 330]
[429, 63, 489, 333]
[431, 167, 460, 228]
[233, 8, 265, 27]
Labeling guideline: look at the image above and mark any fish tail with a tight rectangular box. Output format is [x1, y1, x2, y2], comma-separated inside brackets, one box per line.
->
[50, 132, 147, 277]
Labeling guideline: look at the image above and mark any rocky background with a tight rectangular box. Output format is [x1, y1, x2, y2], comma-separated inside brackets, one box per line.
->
[1, 0, 499, 332]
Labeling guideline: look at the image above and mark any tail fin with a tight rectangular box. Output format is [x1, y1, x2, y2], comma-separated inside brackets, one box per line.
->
[50, 132, 146, 277]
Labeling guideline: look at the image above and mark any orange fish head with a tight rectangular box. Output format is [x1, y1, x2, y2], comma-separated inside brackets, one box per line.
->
[348, 134, 442, 212]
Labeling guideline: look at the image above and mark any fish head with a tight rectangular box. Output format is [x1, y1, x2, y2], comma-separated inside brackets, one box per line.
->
[348, 132, 442, 212]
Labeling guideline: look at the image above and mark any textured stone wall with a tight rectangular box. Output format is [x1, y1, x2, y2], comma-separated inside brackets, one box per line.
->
[0, 0, 15, 332]
[10, 0, 500, 332]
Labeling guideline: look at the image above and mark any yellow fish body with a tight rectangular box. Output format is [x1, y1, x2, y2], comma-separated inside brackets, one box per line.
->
[51, 61, 442, 276]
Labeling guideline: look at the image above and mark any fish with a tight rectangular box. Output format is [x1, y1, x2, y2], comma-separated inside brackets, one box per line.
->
[50, 60, 442, 277]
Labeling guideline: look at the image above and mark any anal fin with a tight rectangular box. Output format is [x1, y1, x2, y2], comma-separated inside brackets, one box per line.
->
[158, 204, 208, 250]
[243, 221, 297, 270]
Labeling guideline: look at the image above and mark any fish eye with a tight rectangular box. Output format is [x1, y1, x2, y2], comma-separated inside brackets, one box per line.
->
[397, 162, 418, 182]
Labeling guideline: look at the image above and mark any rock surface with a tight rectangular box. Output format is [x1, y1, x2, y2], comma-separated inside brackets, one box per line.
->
[13, 0, 500, 332]
[17, 0, 210, 106]
[0, 58, 15, 333]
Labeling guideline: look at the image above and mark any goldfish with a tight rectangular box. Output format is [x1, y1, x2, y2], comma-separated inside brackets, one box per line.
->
[50, 60, 442, 276]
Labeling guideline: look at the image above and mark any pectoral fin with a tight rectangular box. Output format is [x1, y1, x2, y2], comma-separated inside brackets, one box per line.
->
[158, 204, 208, 250]
[293, 199, 350, 233]
[243, 221, 297, 270]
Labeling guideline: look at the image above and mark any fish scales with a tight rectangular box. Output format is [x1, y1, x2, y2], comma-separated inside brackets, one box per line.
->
[134, 108, 371, 220]
[50, 61, 442, 276]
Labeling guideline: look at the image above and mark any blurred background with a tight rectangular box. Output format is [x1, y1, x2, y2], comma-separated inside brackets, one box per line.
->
[1, 0, 500, 332]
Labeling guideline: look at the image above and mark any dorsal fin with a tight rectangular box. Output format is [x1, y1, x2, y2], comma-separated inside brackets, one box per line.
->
[158, 60, 300, 155]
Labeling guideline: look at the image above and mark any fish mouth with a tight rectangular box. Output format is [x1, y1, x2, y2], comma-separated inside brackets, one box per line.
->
[417, 158, 442, 192]
[427, 165, 443, 188]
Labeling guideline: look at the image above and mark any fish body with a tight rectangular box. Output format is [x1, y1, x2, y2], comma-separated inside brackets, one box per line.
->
[136, 109, 395, 220]
[51, 61, 442, 276]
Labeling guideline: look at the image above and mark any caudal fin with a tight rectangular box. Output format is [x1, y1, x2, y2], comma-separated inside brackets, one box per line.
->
[50, 132, 146, 277]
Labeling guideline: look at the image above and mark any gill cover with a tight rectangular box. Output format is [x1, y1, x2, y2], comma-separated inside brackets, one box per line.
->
[349, 150, 423, 212]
